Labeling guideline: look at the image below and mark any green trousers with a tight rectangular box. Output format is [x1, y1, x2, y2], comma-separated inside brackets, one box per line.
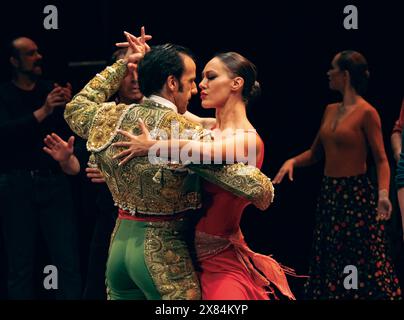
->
[106, 218, 201, 300]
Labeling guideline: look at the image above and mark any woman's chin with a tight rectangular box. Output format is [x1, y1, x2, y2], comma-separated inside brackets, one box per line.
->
[201, 101, 215, 109]
[328, 83, 339, 91]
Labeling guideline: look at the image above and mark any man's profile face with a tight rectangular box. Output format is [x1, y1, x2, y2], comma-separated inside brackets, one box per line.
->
[174, 54, 197, 114]
[118, 63, 143, 104]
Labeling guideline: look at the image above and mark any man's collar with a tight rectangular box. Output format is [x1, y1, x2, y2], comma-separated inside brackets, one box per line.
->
[148, 95, 178, 113]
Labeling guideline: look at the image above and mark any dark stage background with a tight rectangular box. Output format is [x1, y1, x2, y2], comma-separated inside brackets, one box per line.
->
[0, 0, 403, 299]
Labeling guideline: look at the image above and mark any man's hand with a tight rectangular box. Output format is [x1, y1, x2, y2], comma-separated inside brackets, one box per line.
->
[34, 83, 73, 123]
[43, 133, 74, 163]
[43, 83, 72, 114]
[43, 133, 80, 175]
[55, 82, 72, 103]
[85, 167, 106, 183]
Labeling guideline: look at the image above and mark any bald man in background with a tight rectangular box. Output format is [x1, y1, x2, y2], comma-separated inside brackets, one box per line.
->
[0, 37, 81, 299]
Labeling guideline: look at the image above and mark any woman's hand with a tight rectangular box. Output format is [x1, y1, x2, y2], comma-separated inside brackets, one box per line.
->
[273, 159, 296, 184]
[112, 119, 154, 166]
[116, 26, 152, 67]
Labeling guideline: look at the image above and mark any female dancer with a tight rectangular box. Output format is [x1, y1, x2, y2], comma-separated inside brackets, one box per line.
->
[114, 51, 296, 300]
[273, 50, 401, 299]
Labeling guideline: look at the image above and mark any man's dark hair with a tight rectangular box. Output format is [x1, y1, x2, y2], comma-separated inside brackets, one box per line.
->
[138, 43, 195, 97]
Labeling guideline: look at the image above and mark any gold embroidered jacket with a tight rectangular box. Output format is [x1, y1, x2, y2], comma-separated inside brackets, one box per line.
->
[64, 60, 274, 215]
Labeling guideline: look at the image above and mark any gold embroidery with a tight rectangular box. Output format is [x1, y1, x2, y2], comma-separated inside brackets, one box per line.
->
[89, 100, 206, 215]
[188, 162, 275, 210]
[106, 218, 121, 300]
[94, 139, 203, 214]
[87, 102, 131, 152]
[157, 109, 204, 134]
[64, 60, 127, 139]
[144, 220, 201, 300]
[65, 59, 274, 215]
[108, 218, 121, 255]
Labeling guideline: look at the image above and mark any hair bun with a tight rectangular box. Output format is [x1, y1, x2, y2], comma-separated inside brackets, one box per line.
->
[249, 80, 261, 102]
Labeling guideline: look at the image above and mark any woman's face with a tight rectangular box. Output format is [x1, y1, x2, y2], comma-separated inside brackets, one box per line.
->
[199, 57, 234, 109]
[327, 53, 345, 91]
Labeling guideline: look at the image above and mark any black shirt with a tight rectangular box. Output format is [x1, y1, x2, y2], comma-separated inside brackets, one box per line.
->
[0, 80, 74, 172]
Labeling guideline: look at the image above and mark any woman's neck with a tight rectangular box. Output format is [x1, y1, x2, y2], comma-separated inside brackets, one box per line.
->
[215, 97, 251, 131]
[341, 86, 363, 108]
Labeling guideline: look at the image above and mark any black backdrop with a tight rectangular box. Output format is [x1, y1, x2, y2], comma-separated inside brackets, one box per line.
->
[0, 0, 403, 299]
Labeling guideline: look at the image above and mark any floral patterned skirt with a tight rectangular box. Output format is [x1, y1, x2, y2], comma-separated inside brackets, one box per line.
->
[304, 174, 402, 300]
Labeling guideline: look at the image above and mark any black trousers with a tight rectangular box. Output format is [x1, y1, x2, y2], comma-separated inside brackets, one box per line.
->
[82, 185, 117, 300]
[0, 171, 82, 299]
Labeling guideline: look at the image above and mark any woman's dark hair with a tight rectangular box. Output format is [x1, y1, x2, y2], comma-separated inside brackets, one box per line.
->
[214, 52, 261, 105]
[138, 43, 194, 97]
[336, 50, 369, 96]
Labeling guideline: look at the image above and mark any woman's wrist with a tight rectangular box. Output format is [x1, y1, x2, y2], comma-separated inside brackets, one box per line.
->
[378, 189, 389, 198]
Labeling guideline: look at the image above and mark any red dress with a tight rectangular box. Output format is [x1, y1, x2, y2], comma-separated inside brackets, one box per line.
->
[195, 135, 295, 300]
